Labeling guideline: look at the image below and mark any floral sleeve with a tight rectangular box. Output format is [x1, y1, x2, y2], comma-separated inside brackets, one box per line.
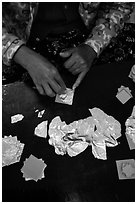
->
[81, 2, 135, 56]
[2, 27, 25, 66]
[2, 2, 33, 66]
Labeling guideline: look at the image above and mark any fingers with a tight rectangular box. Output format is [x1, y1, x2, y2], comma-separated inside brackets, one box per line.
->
[69, 62, 81, 72]
[72, 69, 81, 75]
[48, 78, 61, 93]
[36, 83, 55, 97]
[36, 71, 66, 96]
[64, 54, 86, 74]
[60, 51, 71, 58]
[54, 73, 66, 93]
[72, 71, 87, 89]
[70, 63, 83, 73]
[42, 83, 56, 97]
[70, 63, 87, 75]
[36, 79, 65, 97]
[36, 84, 45, 95]
[64, 55, 76, 69]
[60, 49, 73, 58]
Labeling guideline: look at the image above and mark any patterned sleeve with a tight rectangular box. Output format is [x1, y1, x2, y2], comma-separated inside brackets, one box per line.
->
[2, 27, 25, 66]
[81, 2, 134, 56]
[2, 2, 32, 66]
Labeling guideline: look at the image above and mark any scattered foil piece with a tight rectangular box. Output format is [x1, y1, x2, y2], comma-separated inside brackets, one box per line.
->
[2, 136, 25, 167]
[38, 110, 45, 118]
[48, 108, 121, 160]
[35, 109, 39, 113]
[116, 159, 135, 180]
[55, 88, 74, 105]
[125, 106, 135, 149]
[116, 85, 132, 104]
[34, 121, 48, 138]
[91, 140, 107, 160]
[11, 114, 24, 124]
[117, 86, 132, 94]
[122, 163, 135, 178]
[21, 155, 47, 182]
[128, 65, 135, 82]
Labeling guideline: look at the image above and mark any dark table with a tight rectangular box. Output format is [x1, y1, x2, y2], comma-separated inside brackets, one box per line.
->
[2, 60, 135, 202]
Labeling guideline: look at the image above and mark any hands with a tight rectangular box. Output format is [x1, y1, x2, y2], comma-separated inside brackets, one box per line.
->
[14, 46, 66, 97]
[27, 55, 66, 97]
[60, 44, 97, 89]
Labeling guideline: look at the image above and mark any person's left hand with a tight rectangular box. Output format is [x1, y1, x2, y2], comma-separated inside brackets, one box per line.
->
[60, 44, 97, 88]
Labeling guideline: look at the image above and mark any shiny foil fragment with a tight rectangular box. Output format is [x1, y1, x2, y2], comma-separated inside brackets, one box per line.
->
[125, 106, 135, 149]
[2, 135, 24, 167]
[55, 88, 74, 105]
[116, 85, 132, 104]
[116, 159, 135, 180]
[11, 114, 24, 123]
[129, 65, 135, 82]
[34, 121, 48, 138]
[38, 110, 45, 118]
[48, 108, 121, 160]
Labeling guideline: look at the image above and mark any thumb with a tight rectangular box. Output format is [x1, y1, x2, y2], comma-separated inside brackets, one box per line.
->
[72, 71, 87, 90]
[60, 49, 74, 58]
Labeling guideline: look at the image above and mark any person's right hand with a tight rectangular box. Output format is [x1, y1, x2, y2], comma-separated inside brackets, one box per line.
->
[14, 46, 66, 97]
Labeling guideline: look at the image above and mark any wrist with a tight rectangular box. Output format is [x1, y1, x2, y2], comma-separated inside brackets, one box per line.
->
[13, 45, 42, 71]
[14, 45, 30, 68]
[84, 43, 97, 59]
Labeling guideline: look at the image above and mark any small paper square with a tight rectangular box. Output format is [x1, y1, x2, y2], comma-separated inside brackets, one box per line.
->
[21, 155, 47, 182]
[116, 89, 132, 104]
[55, 88, 74, 105]
[116, 159, 135, 180]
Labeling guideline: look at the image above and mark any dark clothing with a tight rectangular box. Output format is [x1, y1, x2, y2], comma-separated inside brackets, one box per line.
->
[28, 2, 90, 71]
[30, 3, 87, 38]
[2, 3, 135, 84]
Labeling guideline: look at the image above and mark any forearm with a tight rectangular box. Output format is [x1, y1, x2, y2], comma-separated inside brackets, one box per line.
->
[13, 45, 51, 72]
[2, 30, 25, 66]
[84, 2, 134, 56]
[13, 45, 35, 70]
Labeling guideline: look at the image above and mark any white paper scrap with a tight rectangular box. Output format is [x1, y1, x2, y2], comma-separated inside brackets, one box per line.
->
[11, 114, 24, 124]
[35, 109, 39, 112]
[55, 88, 74, 105]
[34, 121, 48, 138]
[38, 110, 45, 118]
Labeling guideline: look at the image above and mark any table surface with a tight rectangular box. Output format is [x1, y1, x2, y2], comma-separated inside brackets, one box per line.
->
[2, 60, 135, 202]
